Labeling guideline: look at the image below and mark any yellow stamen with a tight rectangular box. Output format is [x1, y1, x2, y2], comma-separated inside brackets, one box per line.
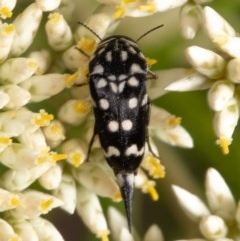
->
[64, 73, 78, 88]
[49, 12, 61, 23]
[40, 198, 54, 211]
[50, 152, 67, 162]
[147, 58, 157, 66]
[114, 7, 125, 19]
[0, 7, 12, 18]
[0, 136, 12, 146]
[167, 116, 182, 128]
[138, 3, 156, 13]
[69, 153, 83, 167]
[124, 0, 138, 3]
[10, 195, 21, 207]
[216, 137, 231, 155]
[97, 230, 110, 241]
[33, 110, 54, 126]
[3, 24, 15, 35]
[148, 156, 165, 178]
[27, 60, 38, 70]
[143, 181, 159, 201]
[77, 37, 96, 55]
[9, 235, 21, 241]
[74, 100, 92, 114]
[112, 191, 122, 202]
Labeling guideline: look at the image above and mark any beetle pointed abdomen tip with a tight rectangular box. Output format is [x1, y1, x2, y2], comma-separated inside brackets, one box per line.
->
[116, 172, 135, 232]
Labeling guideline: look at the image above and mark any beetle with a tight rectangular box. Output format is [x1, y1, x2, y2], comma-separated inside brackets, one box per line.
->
[79, 23, 162, 231]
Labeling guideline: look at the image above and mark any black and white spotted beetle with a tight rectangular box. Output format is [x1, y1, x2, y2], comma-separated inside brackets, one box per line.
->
[79, 23, 163, 231]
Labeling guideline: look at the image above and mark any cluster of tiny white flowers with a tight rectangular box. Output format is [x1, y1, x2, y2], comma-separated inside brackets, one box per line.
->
[166, 5, 240, 154]
[173, 168, 239, 241]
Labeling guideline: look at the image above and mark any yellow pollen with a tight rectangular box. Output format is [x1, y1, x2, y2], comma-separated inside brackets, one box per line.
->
[49, 12, 61, 23]
[64, 73, 78, 88]
[40, 198, 54, 211]
[216, 137, 231, 155]
[27, 60, 38, 70]
[70, 153, 83, 167]
[10, 195, 21, 207]
[143, 181, 159, 201]
[147, 58, 157, 66]
[33, 110, 54, 126]
[138, 3, 156, 13]
[114, 7, 125, 19]
[77, 37, 96, 55]
[3, 24, 15, 35]
[0, 136, 12, 146]
[167, 116, 182, 127]
[124, 0, 138, 3]
[0, 7, 12, 18]
[50, 152, 67, 162]
[9, 235, 20, 241]
[148, 157, 165, 179]
[112, 191, 122, 202]
[74, 100, 92, 113]
[97, 230, 110, 241]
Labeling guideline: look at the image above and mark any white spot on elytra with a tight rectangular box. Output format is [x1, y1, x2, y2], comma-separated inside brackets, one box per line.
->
[121, 50, 128, 61]
[92, 64, 104, 74]
[105, 146, 120, 157]
[105, 51, 112, 62]
[125, 144, 144, 156]
[110, 82, 118, 93]
[97, 78, 107, 88]
[141, 94, 148, 106]
[121, 119, 133, 131]
[118, 81, 126, 93]
[128, 97, 138, 109]
[108, 120, 119, 132]
[127, 76, 139, 87]
[130, 63, 145, 74]
[128, 46, 137, 54]
[108, 75, 116, 81]
[99, 98, 109, 110]
[118, 74, 127, 81]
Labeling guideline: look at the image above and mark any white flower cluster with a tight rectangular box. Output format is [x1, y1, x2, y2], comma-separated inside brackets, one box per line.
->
[173, 168, 239, 241]
[166, 6, 240, 154]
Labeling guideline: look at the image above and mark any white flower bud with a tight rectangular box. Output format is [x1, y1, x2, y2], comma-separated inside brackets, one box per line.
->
[0, 24, 15, 63]
[172, 185, 210, 221]
[0, 187, 20, 211]
[165, 71, 212, 91]
[36, 0, 61, 11]
[61, 138, 87, 167]
[76, 186, 110, 240]
[11, 3, 42, 56]
[12, 220, 38, 241]
[143, 224, 164, 241]
[154, 0, 188, 12]
[0, 90, 9, 108]
[213, 97, 239, 143]
[0, 0, 16, 19]
[30, 217, 65, 241]
[185, 46, 226, 79]
[200, 215, 227, 240]
[28, 49, 52, 75]
[1, 85, 31, 109]
[53, 174, 77, 214]
[180, 4, 200, 39]
[10, 190, 63, 219]
[227, 58, 240, 83]
[58, 99, 92, 125]
[20, 73, 66, 102]
[205, 168, 236, 221]
[45, 12, 73, 51]
[39, 164, 62, 190]
[74, 162, 118, 198]
[43, 120, 65, 148]
[0, 57, 37, 84]
[207, 80, 234, 111]
[0, 218, 18, 240]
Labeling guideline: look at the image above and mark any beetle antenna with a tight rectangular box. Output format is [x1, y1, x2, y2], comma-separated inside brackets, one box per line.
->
[136, 24, 164, 42]
[78, 22, 102, 41]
